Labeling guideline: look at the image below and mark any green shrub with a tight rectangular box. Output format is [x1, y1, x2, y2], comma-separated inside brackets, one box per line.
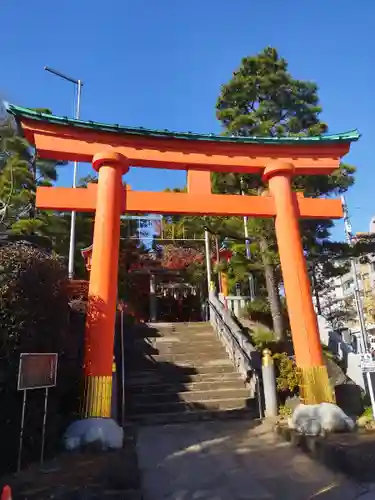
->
[251, 325, 275, 350]
[245, 297, 291, 334]
[273, 352, 299, 395]
[279, 404, 293, 418]
[0, 242, 82, 474]
[246, 298, 273, 329]
[361, 406, 373, 419]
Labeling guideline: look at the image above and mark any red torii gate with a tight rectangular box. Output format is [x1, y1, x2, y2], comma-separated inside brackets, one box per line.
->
[6, 103, 359, 417]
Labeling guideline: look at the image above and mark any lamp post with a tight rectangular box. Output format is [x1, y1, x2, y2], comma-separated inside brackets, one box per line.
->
[44, 66, 83, 279]
[240, 177, 255, 300]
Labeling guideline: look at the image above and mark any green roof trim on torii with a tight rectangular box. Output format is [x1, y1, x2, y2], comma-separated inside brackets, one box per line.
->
[5, 102, 361, 145]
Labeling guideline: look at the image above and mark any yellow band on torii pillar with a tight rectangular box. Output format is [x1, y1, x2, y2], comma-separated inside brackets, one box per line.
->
[81, 375, 112, 418]
[299, 365, 335, 405]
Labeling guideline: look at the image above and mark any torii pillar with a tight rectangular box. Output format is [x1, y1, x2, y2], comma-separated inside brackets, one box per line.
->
[81, 151, 128, 418]
[263, 162, 333, 404]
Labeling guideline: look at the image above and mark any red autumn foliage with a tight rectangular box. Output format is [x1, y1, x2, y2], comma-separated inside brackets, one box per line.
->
[161, 245, 204, 270]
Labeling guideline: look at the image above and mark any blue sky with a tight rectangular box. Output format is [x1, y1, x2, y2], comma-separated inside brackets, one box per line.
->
[2, 0, 374, 240]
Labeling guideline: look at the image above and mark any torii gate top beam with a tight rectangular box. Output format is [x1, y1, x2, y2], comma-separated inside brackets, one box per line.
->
[6, 103, 359, 175]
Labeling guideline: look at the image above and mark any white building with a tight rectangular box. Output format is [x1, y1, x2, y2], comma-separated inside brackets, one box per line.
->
[314, 219, 375, 388]
[315, 216, 375, 334]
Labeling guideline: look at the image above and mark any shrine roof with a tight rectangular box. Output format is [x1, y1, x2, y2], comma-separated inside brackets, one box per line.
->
[6, 103, 360, 146]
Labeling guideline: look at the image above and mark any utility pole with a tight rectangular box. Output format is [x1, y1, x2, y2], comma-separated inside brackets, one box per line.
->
[240, 178, 255, 300]
[341, 195, 367, 353]
[341, 195, 375, 415]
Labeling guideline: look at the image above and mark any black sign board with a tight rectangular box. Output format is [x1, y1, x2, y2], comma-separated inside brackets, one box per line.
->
[17, 353, 58, 391]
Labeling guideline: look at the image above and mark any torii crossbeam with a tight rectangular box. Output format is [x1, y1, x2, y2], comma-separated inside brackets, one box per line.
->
[36, 180, 343, 219]
[6, 103, 360, 418]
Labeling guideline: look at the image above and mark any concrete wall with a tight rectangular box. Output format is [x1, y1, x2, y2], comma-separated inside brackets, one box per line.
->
[317, 314, 366, 389]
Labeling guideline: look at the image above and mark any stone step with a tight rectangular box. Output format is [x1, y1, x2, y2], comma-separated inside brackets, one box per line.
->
[124, 341, 221, 356]
[123, 321, 259, 426]
[125, 359, 233, 373]
[147, 321, 210, 327]
[126, 351, 229, 365]
[148, 322, 211, 329]
[126, 330, 217, 342]
[132, 322, 212, 336]
[130, 328, 216, 340]
[160, 330, 216, 337]
[131, 387, 250, 405]
[126, 363, 236, 376]
[125, 338, 219, 351]
[125, 378, 245, 394]
[128, 335, 217, 346]
[128, 405, 258, 425]
[128, 341, 223, 355]
[125, 371, 241, 386]
[128, 397, 254, 415]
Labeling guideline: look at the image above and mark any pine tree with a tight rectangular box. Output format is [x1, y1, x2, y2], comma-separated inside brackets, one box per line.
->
[0, 109, 64, 235]
[215, 47, 356, 341]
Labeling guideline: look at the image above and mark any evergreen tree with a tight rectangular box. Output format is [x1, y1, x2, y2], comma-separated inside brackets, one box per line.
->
[0, 109, 65, 235]
[215, 46, 356, 340]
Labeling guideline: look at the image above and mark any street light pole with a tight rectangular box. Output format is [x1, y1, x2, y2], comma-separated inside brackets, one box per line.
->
[44, 66, 83, 279]
[240, 177, 255, 300]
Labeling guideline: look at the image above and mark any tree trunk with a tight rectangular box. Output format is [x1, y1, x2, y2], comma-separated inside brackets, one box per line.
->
[259, 236, 285, 341]
[311, 266, 322, 316]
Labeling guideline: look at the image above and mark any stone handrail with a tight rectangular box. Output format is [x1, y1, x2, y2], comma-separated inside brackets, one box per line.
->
[208, 291, 260, 396]
[220, 294, 252, 318]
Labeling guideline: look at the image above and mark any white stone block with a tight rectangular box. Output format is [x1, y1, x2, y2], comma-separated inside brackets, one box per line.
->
[63, 418, 124, 451]
[288, 403, 355, 436]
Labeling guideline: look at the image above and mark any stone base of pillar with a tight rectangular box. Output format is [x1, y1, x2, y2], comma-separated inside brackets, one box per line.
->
[63, 418, 123, 451]
[288, 403, 355, 436]
[299, 365, 335, 405]
[81, 375, 112, 418]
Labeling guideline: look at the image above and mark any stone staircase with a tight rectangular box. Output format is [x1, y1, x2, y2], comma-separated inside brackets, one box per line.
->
[124, 322, 257, 425]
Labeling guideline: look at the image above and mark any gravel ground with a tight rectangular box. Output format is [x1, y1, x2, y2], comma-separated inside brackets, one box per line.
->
[0, 427, 141, 500]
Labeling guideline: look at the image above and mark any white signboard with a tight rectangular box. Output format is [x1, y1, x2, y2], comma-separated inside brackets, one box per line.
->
[360, 354, 375, 373]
